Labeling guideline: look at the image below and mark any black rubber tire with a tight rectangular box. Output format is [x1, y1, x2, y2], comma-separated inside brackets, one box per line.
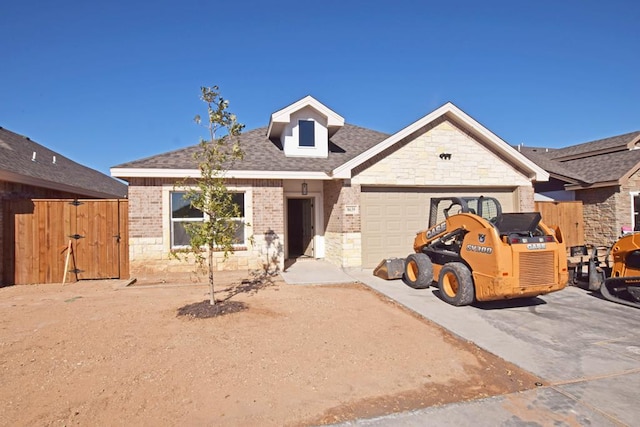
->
[404, 253, 433, 289]
[438, 262, 475, 306]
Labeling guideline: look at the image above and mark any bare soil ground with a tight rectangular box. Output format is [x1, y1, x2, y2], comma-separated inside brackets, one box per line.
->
[0, 273, 541, 426]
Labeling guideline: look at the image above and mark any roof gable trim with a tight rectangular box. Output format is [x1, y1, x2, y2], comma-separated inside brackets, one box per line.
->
[331, 102, 549, 181]
[267, 95, 344, 140]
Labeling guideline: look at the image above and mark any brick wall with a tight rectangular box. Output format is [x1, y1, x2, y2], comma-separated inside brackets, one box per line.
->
[127, 177, 285, 279]
[128, 178, 164, 238]
[250, 180, 284, 274]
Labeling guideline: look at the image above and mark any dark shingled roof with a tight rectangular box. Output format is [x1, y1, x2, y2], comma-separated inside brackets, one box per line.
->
[517, 146, 591, 183]
[113, 124, 391, 173]
[548, 131, 640, 160]
[0, 127, 128, 198]
[517, 131, 640, 186]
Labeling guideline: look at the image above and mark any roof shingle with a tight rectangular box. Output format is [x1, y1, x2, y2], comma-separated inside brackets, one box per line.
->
[517, 131, 640, 186]
[113, 124, 391, 174]
[0, 127, 127, 198]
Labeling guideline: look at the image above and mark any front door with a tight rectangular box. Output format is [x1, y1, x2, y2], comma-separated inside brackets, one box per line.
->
[287, 198, 314, 258]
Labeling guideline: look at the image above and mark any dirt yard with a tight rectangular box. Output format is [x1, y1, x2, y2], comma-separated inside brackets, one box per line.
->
[0, 273, 540, 426]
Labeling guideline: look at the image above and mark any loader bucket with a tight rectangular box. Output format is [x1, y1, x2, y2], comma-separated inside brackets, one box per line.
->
[374, 258, 406, 280]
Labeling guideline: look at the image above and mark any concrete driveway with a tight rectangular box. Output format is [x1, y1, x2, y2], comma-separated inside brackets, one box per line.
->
[283, 262, 640, 426]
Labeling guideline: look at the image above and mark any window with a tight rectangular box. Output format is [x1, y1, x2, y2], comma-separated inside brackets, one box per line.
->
[170, 191, 246, 248]
[229, 192, 246, 244]
[299, 120, 315, 147]
[171, 192, 204, 247]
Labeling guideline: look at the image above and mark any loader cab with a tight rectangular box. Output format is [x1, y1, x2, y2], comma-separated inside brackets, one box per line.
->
[428, 196, 502, 228]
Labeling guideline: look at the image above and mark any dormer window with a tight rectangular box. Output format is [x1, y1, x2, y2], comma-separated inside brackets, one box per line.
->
[267, 95, 344, 158]
[299, 120, 315, 147]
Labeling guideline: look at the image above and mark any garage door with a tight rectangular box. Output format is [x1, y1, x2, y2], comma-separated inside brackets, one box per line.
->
[360, 187, 516, 268]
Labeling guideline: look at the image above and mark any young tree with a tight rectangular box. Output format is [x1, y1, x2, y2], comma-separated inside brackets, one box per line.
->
[179, 85, 245, 305]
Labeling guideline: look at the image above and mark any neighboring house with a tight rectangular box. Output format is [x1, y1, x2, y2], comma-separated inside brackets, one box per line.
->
[111, 96, 548, 277]
[518, 131, 640, 247]
[0, 126, 128, 283]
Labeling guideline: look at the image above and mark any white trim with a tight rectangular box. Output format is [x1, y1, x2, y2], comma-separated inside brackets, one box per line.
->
[111, 168, 332, 180]
[331, 102, 549, 182]
[630, 191, 640, 232]
[267, 95, 344, 139]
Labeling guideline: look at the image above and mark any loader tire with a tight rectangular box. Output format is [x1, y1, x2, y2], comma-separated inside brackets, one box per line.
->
[404, 253, 433, 289]
[438, 262, 475, 306]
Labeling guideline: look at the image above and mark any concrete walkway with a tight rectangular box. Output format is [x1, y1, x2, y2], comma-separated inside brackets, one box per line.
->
[281, 258, 356, 284]
[282, 260, 640, 426]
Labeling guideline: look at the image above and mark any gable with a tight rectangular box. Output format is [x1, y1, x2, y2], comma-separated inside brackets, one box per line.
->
[352, 119, 532, 187]
[267, 95, 344, 159]
[333, 102, 547, 182]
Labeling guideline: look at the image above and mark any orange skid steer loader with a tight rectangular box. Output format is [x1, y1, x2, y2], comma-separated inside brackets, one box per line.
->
[376, 196, 569, 306]
[572, 233, 640, 309]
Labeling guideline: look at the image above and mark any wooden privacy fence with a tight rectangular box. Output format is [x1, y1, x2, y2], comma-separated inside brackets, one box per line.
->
[2, 199, 129, 285]
[535, 201, 584, 248]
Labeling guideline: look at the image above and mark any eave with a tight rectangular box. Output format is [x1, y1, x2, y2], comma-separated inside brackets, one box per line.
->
[110, 167, 333, 181]
[565, 180, 620, 191]
[0, 169, 126, 199]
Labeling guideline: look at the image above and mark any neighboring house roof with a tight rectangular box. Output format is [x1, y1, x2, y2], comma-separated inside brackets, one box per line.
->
[547, 131, 640, 161]
[517, 130, 640, 189]
[516, 146, 590, 184]
[0, 127, 128, 198]
[111, 100, 548, 182]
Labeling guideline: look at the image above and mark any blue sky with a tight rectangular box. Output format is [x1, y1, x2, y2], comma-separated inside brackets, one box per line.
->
[2, 0, 639, 175]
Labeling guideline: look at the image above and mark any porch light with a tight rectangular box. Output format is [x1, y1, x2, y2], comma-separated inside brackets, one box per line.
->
[302, 182, 308, 195]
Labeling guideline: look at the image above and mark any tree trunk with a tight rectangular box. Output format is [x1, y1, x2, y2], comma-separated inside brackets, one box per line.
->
[208, 245, 216, 305]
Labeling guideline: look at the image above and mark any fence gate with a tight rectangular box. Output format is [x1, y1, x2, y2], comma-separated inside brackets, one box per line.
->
[535, 201, 584, 249]
[2, 199, 129, 285]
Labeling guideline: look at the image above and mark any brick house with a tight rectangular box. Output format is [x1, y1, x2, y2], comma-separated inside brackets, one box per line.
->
[518, 131, 640, 247]
[1, 126, 128, 283]
[111, 97, 547, 277]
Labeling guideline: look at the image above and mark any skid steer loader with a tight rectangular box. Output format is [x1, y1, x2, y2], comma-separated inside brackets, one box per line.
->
[402, 196, 568, 306]
[571, 234, 640, 309]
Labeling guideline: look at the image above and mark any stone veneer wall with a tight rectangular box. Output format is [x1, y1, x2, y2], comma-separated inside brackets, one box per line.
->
[576, 186, 619, 247]
[127, 177, 284, 279]
[621, 169, 640, 233]
[323, 180, 362, 267]
[0, 180, 90, 285]
[351, 118, 531, 188]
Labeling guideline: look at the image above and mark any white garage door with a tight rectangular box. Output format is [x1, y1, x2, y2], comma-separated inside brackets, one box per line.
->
[360, 187, 516, 268]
